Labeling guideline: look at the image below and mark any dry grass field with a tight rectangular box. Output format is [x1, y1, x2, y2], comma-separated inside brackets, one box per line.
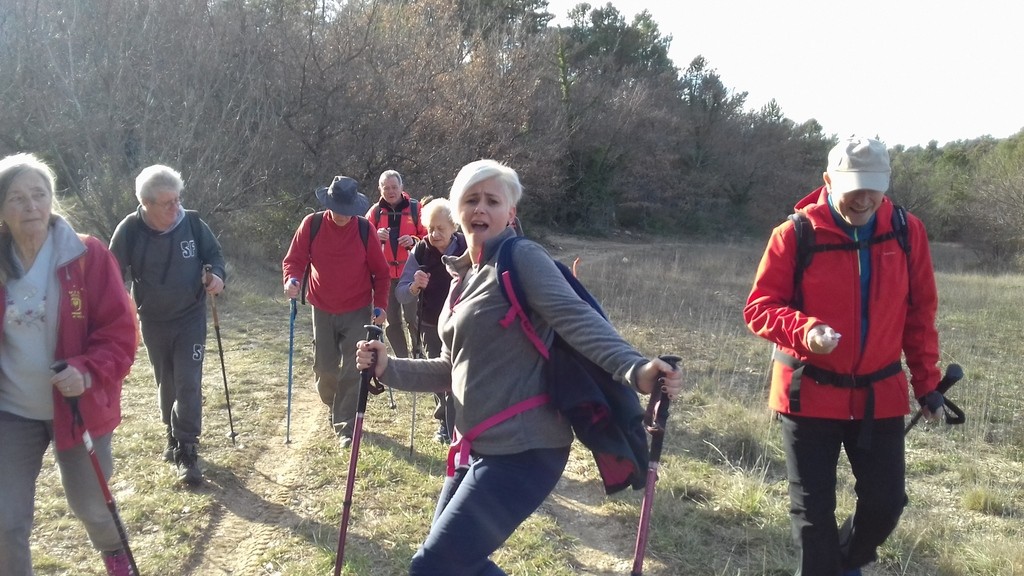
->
[28, 233, 1024, 575]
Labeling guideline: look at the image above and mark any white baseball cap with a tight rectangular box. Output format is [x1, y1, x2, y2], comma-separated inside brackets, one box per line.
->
[826, 136, 890, 194]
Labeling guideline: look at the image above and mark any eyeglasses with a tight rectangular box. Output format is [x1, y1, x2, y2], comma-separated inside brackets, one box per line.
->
[151, 197, 181, 210]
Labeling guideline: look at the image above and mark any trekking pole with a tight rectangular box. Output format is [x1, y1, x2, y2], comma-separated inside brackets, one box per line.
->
[905, 363, 966, 435]
[334, 323, 384, 574]
[631, 354, 682, 576]
[409, 265, 428, 458]
[205, 265, 237, 444]
[51, 361, 141, 576]
[286, 291, 298, 444]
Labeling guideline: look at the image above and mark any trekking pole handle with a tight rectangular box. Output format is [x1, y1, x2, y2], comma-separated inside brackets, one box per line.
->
[50, 360, 83, 425]
[905, 363, 964, 434]
[362, 324, 386, 395]
[645, 355, 682, 435]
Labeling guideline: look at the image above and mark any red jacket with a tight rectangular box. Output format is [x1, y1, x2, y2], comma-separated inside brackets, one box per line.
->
[366, 192, 428, 280]
[743, 187, 940, 420]
[282, 212, 390, 314]
[0, 227, 138, 451]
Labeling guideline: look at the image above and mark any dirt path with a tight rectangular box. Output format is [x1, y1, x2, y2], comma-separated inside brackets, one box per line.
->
[187, 379, 324, 575]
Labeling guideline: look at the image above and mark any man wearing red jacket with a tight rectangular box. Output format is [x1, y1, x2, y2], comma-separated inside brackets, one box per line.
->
[744, 136, 944, 576]
[283, 176, 389, 448]
[366, 170, 427, 358]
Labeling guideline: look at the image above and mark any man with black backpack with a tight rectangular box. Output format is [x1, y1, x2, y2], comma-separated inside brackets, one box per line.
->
[109, 164, 227, 486]
[282, 175, 389, 448]
[744, 136, 944, 576]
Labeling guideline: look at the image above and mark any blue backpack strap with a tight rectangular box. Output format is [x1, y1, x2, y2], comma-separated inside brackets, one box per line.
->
[496, 236, 610, 348]
[496, 236, 550, 357]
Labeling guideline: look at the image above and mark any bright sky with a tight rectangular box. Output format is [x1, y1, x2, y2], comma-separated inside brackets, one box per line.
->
[545, 0, 1024, 148]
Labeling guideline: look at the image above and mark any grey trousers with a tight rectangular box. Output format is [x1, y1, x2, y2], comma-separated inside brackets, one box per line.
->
[312, 305, 373, 437]
[0, 410, 121, 575]
[385, 278, 420, 358]
[141, 312, 207, 445]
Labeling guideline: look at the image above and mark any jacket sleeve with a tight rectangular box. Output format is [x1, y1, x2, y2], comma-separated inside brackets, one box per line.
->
[743, 221, 820, 355]
[901, 216, 941, 398]
[395, 248, 421, 305]
[281, 215, 313, 285]
[197, 216, 227, 283]
[67, 238, 137, 389]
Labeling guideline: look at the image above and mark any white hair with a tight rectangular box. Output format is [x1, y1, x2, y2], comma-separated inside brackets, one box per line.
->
[448, 159, 521, 209]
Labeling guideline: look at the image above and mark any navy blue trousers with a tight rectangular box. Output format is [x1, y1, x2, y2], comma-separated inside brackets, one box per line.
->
[409, 446, 570, 575]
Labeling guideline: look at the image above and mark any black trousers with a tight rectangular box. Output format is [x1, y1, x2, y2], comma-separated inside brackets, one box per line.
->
[779, 414, 907, 576]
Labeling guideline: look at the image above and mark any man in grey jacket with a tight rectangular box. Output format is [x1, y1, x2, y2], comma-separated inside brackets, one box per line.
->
[109, 165, 227, 486]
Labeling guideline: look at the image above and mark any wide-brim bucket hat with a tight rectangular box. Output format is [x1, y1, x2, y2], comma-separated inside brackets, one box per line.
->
[315, 175, 370, 216]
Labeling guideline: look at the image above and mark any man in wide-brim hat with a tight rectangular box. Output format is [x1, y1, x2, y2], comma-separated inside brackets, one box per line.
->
[281, 175, 390, 448]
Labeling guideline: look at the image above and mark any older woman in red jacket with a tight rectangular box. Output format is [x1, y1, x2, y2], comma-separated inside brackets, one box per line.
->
[0, 153, 137, 576]
[744, 137, 943, 576]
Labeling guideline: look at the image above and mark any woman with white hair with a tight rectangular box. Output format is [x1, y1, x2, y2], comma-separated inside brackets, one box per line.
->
[0, 153, 137, 575]
[357, 159, 683, 574]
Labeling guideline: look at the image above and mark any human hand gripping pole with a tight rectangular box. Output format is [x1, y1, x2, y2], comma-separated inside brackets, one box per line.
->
[631, 355, 682, 576]
[905, 363, 966, 435]
[205, 265, 237, 444]
[51, 361, 141, 576]
[334, 323, 384, 575]
[371, 306, 398, 410]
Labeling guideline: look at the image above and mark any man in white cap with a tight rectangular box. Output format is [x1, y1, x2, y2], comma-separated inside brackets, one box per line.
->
[282, 176, 389, 448]
[743, 136, 945, 575]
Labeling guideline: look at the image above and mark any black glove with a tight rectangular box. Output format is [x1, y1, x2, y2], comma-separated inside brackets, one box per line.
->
[918, 390, 944, 413]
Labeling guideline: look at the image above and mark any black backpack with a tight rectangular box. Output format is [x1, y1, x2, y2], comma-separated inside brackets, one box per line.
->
[495, 236, 650, 494]
[299, 212, 371, 305]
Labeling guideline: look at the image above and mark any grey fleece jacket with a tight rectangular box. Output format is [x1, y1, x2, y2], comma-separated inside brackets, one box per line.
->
[382, 226, 648, 456]
[109, 207, 226, 323]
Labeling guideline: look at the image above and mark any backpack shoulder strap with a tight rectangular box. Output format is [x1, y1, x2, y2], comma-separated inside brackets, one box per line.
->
[891, 204, 910, 256]
[300, 211, 328, 305]
[496, 236, 550, 358]
[309, 210, 326, 244]
[412, 238, 427, 262]
[356, 215, 371, 247]
[409, 199, 419, 229]
[788, 212, 814, 309]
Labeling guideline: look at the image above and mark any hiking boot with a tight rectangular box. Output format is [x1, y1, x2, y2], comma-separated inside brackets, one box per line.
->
[339, 435, 352, 449]
[163, 431, 178, 463]
[174, 442, 203, 486]
[102, 549, 134, 576]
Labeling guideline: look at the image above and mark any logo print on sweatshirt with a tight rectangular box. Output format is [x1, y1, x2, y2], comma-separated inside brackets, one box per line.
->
[181, 240, 197, 259]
